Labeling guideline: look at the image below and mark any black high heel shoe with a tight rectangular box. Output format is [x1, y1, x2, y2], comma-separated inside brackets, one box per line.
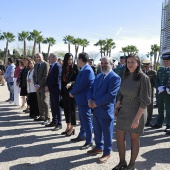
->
[61, 129, 69, 135]
[112, 162, 127, 170]
[66, 129, 75, 136]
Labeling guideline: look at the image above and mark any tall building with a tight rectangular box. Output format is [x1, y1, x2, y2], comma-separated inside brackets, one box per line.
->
[160, 0, 170, 56]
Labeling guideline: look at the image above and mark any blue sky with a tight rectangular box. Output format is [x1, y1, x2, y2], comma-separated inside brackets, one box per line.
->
[0, 0, 162, 59]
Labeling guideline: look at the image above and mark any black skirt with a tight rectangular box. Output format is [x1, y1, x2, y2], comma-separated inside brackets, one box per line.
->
[20, 87, 27, 96]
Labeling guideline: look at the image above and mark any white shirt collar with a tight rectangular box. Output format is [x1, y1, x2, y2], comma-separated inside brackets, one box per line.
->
[81, 64, 88, 71]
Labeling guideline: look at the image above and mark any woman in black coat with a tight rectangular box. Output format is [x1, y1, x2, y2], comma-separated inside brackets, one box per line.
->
[61, 53, 79, 136]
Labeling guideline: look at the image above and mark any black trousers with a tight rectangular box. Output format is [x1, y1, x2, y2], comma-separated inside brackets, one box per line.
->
[29, 92, 40, 117]
[62, 88, 76, 125]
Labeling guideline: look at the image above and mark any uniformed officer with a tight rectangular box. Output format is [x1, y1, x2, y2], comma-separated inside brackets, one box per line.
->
[113, 56, 126, 78]
[142, 60, 157, 126]
[151, 54, 170, 132]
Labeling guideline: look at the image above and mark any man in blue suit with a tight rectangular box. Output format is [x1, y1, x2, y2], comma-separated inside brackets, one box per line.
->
[87, 56, 121, 164]
[45, 53, 62, 130]
[69, 52, 95, 150]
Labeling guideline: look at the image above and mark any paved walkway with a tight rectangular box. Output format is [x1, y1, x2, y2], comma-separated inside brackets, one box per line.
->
[0, 84, 170, 170]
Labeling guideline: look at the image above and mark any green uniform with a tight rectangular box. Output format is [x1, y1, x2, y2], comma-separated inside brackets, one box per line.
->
[143, 69, 157, 124]
[113, 64, 125, 78]
[155, 66, 170, 128]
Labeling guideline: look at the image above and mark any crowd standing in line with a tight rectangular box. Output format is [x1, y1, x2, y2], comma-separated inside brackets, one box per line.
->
[1, 51, 170, 169]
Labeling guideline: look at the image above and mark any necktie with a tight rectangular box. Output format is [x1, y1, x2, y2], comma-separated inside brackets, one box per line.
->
[37, 63, 41, 73]
[98, 74, 105, 87]
[48, 65, 52, 75]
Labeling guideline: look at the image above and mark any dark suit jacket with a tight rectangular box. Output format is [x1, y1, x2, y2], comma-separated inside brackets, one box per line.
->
[61, 64, 79, 94]
[88, 71, 121, 119]
[33, 61, 49, 89]
[46, 62, 62, 91]
[70, 64, 95, 106]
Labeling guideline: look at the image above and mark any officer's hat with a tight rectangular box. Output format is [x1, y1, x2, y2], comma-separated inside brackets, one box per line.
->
[161, 54, 170, 60]
[142, 60, 151, 66]
[120, 56, 127, 59]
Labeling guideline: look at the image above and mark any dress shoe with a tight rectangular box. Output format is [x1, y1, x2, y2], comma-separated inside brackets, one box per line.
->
[52, 125, 62, 131]
[97, 154, 110, 164]
[87, 147, 103, 154]
[80, 142, 93, 150]
[25, 110, 30, 113]
[5, 99, 10, 102]
[145, 122, 151, 127]
[41, 120, 50, 125]
[45, 122, 56, 127]
[151, 124, 162, 129]
[34, 117, 45, 121]
[66, 129, 75, 136]
[70, 137, 85, 142]
[112, 162, 127, 170]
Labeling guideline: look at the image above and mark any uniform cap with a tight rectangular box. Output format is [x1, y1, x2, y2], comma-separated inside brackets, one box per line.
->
[120, 56, 126, 59]
[161, 54, 170, 60]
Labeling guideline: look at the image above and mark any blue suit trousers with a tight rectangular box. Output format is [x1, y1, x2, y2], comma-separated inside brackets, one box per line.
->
[78, 105, 92, 144]
[93, 114, 114, 155]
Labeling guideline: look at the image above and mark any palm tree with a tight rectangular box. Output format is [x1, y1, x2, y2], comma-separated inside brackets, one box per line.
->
[18, 31, 29, 57]
[72, 38, 83, 62]
[81, 39, 90, 52]
[27, 29, 41, 57]
[121, 45, 139, 56]
[36, 35, 44, 53]
[94, 40, 106, 58]
[1, 32, 15, 59]
[151, 44, 160, 70]
[43, 37, 56, 57]
[63, 35, 74, 52]
[104, 38, 116, 57]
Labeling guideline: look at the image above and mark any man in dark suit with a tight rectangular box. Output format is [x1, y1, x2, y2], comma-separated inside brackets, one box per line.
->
[87, 56, 121, 164]
[33, 53, 50, 125]
[45, 53, 62, 130]
[113, 56, 126, 78]
[142, 60, 157, 126]
[69, 52, 95, 150]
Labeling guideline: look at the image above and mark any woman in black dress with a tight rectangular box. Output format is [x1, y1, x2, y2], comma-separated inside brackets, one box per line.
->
[61, 53, 79, 136]
[17, 57, 29, 109]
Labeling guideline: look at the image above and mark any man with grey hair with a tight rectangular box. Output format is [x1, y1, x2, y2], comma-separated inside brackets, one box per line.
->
[33, 53, 50, 125]
[87, 56, 121, 163]
[45, 53, 62, 130]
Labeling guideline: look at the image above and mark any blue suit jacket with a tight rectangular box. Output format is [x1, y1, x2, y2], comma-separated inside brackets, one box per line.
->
[46, 62, 62, 91]
[70, 64, 95, 106]
[88, 71, 121, 119]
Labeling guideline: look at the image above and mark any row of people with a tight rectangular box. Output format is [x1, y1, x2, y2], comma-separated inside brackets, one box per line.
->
[2, 52, 170, 169]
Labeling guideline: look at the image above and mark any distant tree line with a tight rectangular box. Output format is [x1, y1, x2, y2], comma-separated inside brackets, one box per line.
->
[0, 30, 160, 69]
